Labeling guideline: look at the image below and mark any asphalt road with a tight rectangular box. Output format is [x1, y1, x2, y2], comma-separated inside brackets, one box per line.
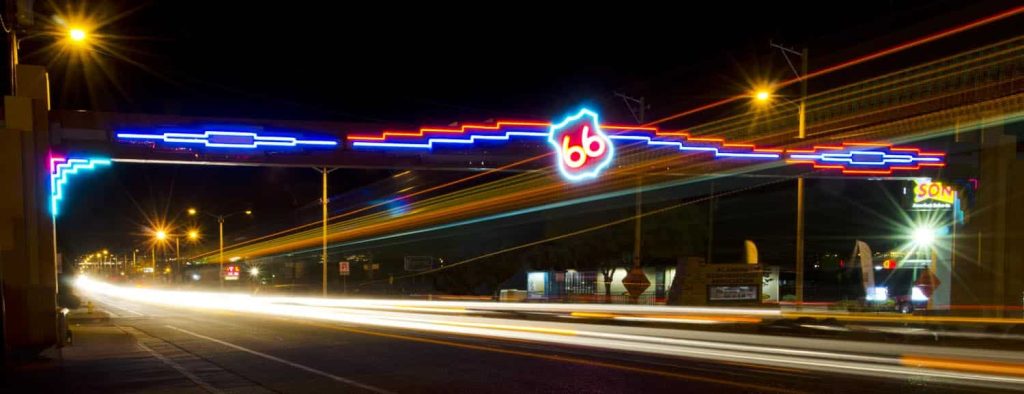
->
[70, 292, 1002, 394]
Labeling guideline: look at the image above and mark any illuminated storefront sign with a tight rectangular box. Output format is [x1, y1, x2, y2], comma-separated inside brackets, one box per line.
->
[912, 179, 955, 209]
[548, 109, 614, 181]
[224, 265, 240, 280]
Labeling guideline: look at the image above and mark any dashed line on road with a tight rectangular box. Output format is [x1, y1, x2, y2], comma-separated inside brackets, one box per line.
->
[165, 325, 392, 394]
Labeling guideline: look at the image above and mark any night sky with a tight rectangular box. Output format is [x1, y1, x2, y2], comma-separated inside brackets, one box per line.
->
[12, 1, 1017, 262]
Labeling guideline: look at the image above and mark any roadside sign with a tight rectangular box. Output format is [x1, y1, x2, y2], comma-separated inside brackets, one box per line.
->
[622, 267, 651, 297]
[225, 265, 240, 281]
[339, 261, 350, 276]
[404, 256, 433, 272]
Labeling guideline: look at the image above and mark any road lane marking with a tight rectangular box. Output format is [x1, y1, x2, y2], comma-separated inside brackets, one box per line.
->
[136, 341, 224, 393]
[165, 325, 391, 394]
[281, 318, 802, 394]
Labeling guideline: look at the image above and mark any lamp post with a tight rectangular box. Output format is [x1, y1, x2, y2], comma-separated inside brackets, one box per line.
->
[189, 208, 252, 289]
[174, 235, 180, 283]
[774, 44, 809, 305]
[312, 168, 337, 297]
[752, 71, 808, 305]
[152, 229, 167, 281]
[6, 5, 98, 95]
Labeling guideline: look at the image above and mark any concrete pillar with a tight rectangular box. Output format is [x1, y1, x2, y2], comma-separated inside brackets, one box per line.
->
[0, 64, 57, 356]
[954, 118, 1024, 316]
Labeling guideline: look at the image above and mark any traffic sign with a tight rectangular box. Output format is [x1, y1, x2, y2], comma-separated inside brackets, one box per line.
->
[339, 261, 350, 276]
[622, 267, 651, 297]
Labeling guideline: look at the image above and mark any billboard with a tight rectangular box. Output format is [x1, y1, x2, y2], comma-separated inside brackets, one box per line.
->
[911, 179, 955, 210]
[708, 285, 758, 301]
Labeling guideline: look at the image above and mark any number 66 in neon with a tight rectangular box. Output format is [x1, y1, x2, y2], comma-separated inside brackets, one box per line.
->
[561, 126, 606, 169]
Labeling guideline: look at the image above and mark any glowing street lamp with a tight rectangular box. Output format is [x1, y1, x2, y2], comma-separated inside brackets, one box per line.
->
[911, 226, 937, 247]
[187, 229, 199, 241]
[68, 27, 88, 43]
[753, 89, 772, 103]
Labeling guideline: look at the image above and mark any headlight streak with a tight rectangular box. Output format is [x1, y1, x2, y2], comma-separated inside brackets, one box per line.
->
[77, 278, 1024, 389]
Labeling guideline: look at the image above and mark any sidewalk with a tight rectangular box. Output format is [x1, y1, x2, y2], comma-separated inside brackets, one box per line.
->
[2, 308, 205, 393]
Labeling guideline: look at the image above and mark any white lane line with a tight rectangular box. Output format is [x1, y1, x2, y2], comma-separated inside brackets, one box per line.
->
[165, 325, 391, 394]
[136, 341, 224, 393]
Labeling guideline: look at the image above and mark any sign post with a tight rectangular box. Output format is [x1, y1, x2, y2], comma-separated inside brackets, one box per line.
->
[339, 261, 349, 294]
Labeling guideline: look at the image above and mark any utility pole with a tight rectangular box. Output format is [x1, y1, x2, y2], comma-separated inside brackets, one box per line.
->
[175, 236, 180, 284]
[616, 92, 649, 268]
[772, 41, 809, 305]
[219, 216, 224, 289]
[617, 93, 653, 303]
[633, 177, 642, 269]
[707, 181, 715, 264]
[314, 167, 337, 297]
[322, 168, 328, 297]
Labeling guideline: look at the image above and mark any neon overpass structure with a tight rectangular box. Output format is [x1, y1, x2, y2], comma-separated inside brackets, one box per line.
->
[3, 8, 1024, 358]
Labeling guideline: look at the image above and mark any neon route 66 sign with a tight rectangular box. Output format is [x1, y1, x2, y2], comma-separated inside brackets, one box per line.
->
[548, 109, 614, 181]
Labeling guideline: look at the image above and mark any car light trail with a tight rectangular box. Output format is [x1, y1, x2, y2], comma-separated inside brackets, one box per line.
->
[76, 278, 1024, 390]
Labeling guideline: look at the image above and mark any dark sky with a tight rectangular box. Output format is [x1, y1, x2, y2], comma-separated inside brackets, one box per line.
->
[24, 1, 1020, 124]
[17, 1, 1018, 261]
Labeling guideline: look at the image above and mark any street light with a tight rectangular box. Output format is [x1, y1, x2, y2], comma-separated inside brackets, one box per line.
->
[753, 89, 772, 103]
[189, 208, 253, 288]
[155, 230, 167, 241]
[912, 226, 937, 247]
[187, 229, 199, 240]
[68, 28, 88, 43]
